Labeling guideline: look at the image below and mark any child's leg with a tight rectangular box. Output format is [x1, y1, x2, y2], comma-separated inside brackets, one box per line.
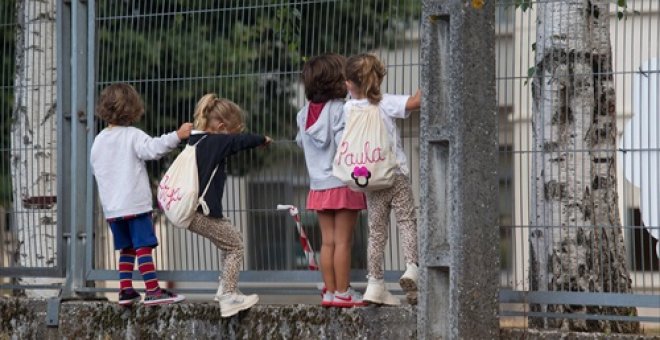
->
[318, 211, 337, 293]
[390, 175, 418, 265]
[366, 189, 393, 280]
[136, 247, 161, 294]
[118, 248, 136, 290]
[189, 214, 244, 294]
[364, 190, 400, 306]
[333, 209, 358, 292]
[127, 214, 184, 305]
[391, 175, 419, 305]
[109, 219, 136, 291]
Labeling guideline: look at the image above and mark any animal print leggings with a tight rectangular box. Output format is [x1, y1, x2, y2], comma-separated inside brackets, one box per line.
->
[366, 174, 419, 280]
[189, 213, 244, 295]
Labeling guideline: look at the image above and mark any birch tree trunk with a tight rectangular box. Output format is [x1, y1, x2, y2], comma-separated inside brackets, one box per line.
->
[530, 0, 638, 333]
[11, 0, 60, 297]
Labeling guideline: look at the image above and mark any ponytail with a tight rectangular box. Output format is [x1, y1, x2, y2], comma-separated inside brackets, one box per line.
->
[193, 93, 218, 130]
[345, 54, 386, 105]
[193, 93, 246, 133]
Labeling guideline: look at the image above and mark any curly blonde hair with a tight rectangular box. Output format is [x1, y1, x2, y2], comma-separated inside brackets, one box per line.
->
[95, 83, 145, 126]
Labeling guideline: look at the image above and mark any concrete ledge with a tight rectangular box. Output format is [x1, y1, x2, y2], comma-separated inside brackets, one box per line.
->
[4, 298, 658, 339]
[0, 297, 416, 339]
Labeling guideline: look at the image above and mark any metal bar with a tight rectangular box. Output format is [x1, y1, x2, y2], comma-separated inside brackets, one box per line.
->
[0, 267, 63, 277]
[62, 0, 89, 298]
[55, 0, 72, 279]
[86, 269, 404, 283]
[499, 311, 660, 324]
[500, 289, 660, 309]
[84, 0, 97, 279]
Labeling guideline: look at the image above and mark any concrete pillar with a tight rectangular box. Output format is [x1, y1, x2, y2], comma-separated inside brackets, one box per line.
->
[418, 1, 499, 339]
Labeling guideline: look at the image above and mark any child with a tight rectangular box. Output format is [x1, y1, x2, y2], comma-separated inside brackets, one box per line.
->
[344, 53, 421, 305]
[90, 83, 190, 306]
[296, 53, 367, 308]
[187, 93, 271, 318]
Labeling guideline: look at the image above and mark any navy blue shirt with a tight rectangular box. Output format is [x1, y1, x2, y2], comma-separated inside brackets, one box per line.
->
[188, 132, 266, 218]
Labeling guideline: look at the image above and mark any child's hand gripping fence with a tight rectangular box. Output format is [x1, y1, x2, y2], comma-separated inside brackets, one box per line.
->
[277, 204, 319, 271]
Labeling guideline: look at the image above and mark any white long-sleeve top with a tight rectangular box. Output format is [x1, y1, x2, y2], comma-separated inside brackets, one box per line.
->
[90, 126, 181, 219]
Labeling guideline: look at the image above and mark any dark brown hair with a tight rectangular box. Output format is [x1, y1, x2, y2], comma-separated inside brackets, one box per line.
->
[193, 93, 245, 133]
[301, 53, 347, 103]
[95, 83, 145, 126]
[345, 54, 386, 105]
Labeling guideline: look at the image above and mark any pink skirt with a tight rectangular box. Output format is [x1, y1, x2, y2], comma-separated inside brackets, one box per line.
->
[306, 187, 367, 211]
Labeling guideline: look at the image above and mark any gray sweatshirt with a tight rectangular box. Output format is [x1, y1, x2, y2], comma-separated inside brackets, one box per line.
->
[296, 100, 346, 190]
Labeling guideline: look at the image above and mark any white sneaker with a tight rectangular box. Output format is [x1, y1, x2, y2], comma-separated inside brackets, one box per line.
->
[363, 278, 400, 306]
[321, 291, 334, 307]
[213, 279, 223, 302]
[219, 292, 259, 318]
[399, 263, 419, 305]
[333, 287, 366, 308]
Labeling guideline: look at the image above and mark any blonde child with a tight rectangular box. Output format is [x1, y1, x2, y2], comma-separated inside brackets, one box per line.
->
[296, 53, 367, 308]
[187, 94, 271, 317]
[344, 54, 421, 305]
[91, 83, 190, 306]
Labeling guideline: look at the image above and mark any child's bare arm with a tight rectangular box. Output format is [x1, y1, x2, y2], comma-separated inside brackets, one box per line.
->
[405, 89, 421, 111]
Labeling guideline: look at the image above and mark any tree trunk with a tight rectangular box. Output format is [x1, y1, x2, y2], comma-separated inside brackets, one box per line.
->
[530, 0, 638, 333]
[11, 0, 60, 297]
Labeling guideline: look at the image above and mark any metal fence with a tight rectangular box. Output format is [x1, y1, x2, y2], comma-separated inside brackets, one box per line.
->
[0, 0, 658, 332]
[0, 0, 62, 292]
[496, 0, 660, 329]
[87, 0, 422, 289]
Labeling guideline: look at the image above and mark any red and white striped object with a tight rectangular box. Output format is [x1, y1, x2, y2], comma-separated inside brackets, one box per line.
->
[277, 204, 319, 270]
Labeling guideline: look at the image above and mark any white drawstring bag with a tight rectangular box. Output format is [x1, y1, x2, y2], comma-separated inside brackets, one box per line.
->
[332, 104, 398, 191]
[157, 136, 217, 228]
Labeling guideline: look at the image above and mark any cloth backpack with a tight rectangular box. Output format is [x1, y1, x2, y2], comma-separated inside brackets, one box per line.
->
[157, 135, 217, 228]
[332, 104, 398, 191]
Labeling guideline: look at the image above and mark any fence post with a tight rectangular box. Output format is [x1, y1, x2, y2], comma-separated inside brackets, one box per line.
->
[61, 0, 91, 299]
[418, 1, 498, 339]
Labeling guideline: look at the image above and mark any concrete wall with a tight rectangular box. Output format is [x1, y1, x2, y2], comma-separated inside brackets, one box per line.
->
[0, 298, 416, 340]
[3, 298, 657, 339]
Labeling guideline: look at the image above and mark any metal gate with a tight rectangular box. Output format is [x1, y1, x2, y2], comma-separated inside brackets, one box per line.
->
[84, 0, 422, 291]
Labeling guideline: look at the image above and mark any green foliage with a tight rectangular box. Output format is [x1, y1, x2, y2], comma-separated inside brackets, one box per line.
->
[612, 0, 641, 20]
[514, 0, 532, 12]
[524, 66, 535, 86]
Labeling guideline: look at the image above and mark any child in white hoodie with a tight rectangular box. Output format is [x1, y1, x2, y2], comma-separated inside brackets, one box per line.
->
[296, 54, 366, 308]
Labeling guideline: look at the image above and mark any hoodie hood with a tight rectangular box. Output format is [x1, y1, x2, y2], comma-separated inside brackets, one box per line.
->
[297, 102, 334, 149]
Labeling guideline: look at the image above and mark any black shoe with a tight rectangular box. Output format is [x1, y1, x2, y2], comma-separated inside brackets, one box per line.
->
[118, 288, 141, 306]
[143, 289, 186, 306]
